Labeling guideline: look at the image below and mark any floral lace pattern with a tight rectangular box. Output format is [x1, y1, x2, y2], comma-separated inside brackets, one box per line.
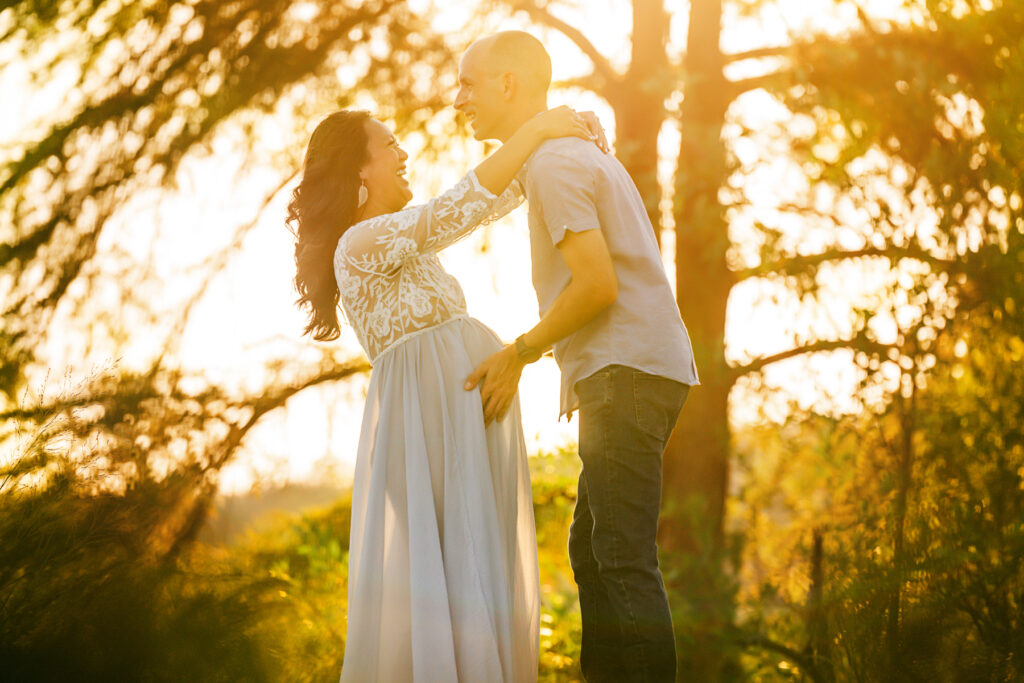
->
[334, 171, 524, 362]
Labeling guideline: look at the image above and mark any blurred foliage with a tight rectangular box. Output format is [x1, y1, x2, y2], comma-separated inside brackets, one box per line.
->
[2, 0, 1024, 680]
[717, 4, 1024, 676]
[742, 0, 1024, 363]
[190, 491, 355, 682]
[0, 0, 454, 399]
[3, 368, 1022, 681]
[530, 448, 584, 681]
[0, 357, 366, 679]
[0, 442, 586, 681]
[732, 313, 1023, 681]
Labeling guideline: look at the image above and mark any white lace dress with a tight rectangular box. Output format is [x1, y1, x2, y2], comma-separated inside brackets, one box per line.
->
[333, 171, 537, 683]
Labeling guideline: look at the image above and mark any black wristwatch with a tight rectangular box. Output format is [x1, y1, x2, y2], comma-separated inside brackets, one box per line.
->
[514, 334, 542, 364]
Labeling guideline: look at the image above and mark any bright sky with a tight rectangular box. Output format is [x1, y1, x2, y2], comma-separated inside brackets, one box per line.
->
[3, 0, 917, 494]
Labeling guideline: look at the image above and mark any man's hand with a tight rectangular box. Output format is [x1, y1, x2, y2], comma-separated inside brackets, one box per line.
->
[464, 344, 525, 426]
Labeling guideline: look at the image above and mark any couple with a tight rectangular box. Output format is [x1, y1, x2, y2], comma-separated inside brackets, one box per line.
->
[289, 31, 698, 683]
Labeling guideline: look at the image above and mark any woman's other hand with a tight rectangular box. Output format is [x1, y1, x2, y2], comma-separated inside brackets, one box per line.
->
[579, 111, 610, 153]
[528, 105, 594, 143]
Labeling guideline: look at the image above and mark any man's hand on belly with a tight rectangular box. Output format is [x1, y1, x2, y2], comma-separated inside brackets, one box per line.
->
[465, 345, 525, 426]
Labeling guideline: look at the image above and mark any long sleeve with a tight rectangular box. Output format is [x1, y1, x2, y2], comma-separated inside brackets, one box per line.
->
[339, 171, 523, 276]
[483, 178, 525, 226]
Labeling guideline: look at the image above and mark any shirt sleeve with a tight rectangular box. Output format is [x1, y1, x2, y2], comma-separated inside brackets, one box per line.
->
[525, 151, 601, 246]
[339, 170, 510, 274]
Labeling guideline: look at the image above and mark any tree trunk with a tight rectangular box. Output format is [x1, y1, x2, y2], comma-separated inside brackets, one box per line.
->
[611, 0, 671, 242]
[888, 383, 916, 676]
[558, 0, 736, 677]
[807, 530, 834, 682]
[663, 0, 733, 679]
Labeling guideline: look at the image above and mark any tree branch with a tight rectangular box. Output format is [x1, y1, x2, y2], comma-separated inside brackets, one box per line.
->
[210, 357, 371, 469]
[731, 630, 826, 683]
[853, 0, 883, 35]
[735, 335, 896, 377]
[726, 69, 793, 99]
[553, 74, 608, 94]
[153, 171, 297, 373]
[506, 0, 619, 87]
[736, 245, 957, 281]
[724, 45, 793, 63]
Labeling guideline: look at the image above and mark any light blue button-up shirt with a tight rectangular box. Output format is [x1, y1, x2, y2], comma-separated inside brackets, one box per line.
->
[520, 137, 700, 417]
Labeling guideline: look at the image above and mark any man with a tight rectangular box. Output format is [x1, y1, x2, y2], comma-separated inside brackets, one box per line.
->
[458, 31, 699, 682]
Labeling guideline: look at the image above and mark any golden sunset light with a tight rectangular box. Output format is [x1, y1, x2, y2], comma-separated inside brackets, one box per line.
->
[4, 0, 920, 491]
[3, 0, 1021, 680]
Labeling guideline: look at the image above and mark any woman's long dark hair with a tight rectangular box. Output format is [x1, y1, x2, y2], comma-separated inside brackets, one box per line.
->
[288, 110, 371, 341]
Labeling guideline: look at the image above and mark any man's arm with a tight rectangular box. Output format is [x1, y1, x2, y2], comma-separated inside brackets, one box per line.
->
[464, 227, 617, 425]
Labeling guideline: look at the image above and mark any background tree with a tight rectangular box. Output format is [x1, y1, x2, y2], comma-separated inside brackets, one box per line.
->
[734, 310, 1023, 681]
[1, 0, 452, 399]
[728, 1, 1024, 677]
[501, 0, 1022, 676]
[1, 1, 446, 674]
[1, 0, 462, 542]
[4, 0, 1022, 679]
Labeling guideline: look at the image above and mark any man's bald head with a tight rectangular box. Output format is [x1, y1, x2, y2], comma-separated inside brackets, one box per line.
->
[455, 31, 552, 141]
[468, 31, 552, 97]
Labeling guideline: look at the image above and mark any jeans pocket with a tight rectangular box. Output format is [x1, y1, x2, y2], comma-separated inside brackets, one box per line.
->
[632, 372, 686, 441]
[575, 367, 613, 415]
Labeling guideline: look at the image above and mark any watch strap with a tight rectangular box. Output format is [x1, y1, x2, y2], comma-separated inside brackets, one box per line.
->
[514, 334, 542, 364]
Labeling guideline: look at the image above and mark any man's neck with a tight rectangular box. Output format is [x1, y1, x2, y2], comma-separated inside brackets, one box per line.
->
[494, 100, 547, 143]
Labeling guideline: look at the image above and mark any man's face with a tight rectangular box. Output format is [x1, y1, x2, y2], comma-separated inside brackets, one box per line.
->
[454, 43, 507, 141]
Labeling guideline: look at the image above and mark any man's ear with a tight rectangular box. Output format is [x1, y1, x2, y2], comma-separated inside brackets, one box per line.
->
[500, 71, 516, 100]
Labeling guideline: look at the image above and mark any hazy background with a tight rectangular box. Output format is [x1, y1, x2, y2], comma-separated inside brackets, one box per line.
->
[2, 0, 1021, 680]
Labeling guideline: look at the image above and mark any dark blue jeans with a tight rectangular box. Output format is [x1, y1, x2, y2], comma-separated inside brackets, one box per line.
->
[570, 365, 689, 683]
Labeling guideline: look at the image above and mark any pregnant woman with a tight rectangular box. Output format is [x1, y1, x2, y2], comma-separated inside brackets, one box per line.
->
[289, 106, 599, 682]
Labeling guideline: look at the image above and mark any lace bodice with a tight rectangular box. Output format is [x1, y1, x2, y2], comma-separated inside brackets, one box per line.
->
[334, 171, 524, 362]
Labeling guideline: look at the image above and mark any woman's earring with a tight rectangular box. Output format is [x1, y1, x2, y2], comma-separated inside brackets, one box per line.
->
[357, 182, 368, 208]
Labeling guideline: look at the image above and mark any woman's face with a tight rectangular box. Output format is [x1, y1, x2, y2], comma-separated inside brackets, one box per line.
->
[359, 118, 412, 215]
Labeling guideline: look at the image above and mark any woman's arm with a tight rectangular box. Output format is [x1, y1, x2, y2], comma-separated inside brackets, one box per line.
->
[339, 173, 518, 275]
[340, 107, 596, 274]
[473, 105, 593, 195]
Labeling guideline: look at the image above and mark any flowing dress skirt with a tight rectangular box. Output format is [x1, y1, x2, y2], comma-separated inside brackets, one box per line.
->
[339, 316, 539, 683]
